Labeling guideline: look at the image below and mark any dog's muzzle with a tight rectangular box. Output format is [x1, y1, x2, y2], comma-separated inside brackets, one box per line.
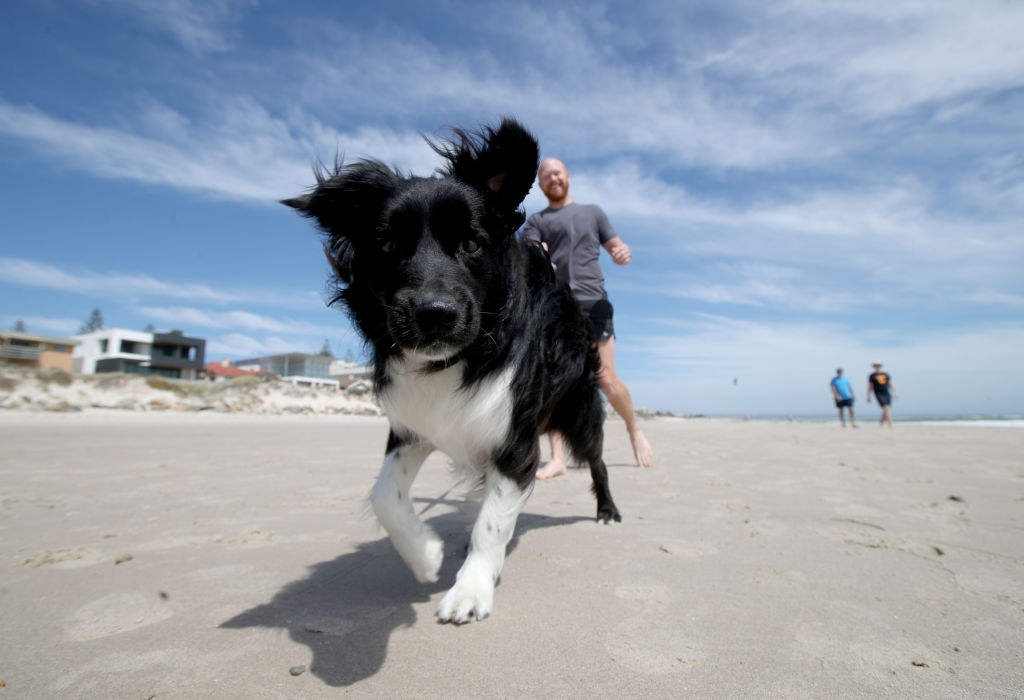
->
[413, 300, 460, 338]
[388, 292, 476, 361]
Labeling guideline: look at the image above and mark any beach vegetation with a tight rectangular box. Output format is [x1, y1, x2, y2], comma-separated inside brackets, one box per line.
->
[37, 368, 73, 387]
[145, 376, 202, 396]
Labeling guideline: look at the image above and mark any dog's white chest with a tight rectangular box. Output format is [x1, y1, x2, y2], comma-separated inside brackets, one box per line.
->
[381, 358, 514, 468]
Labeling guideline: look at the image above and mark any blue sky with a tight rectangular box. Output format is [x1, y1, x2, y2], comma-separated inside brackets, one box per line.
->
[2, 0, 1022, 416]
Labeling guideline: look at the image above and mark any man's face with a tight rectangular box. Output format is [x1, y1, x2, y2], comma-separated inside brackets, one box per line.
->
[538, 159, 569, 201]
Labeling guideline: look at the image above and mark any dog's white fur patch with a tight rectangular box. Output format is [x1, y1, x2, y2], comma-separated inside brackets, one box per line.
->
[381, 357, 515, 472]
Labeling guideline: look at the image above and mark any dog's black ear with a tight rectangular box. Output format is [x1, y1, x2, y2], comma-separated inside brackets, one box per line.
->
[431, 118, 540, 216]
[282, 161, 398, 284]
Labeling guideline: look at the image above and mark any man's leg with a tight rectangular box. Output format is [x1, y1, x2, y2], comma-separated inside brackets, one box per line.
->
[837, 405, 846, 427]
[596, 336, 653, 468]
[536, 431, 568, 479]
[849, 405, 857, 428]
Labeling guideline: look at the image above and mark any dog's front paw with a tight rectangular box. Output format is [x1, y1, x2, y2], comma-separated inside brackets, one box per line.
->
[410, 536, 444, 583]
[436, 571, 494, 624]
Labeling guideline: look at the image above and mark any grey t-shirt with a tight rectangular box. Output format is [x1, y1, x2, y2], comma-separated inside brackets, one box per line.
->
[521, 203, 617, 303]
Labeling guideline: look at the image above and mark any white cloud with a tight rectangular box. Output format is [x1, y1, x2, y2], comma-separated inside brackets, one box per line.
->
[133, 305, 354, 341]
[0, 97, 455, 203]
[0, 99, 310, 203]
[703, 0, 1024, 120]
[205, 333, 312, 358]
[93, 0, 256, 54]
[0, 256, 322, 309]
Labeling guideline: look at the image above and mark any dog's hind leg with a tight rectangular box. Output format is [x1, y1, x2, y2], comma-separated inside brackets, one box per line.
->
[436, 469, 533, 623]
[557, 388, 622, 524]
[587, 456, 621, 524]
[573, 429, 621, 523]
[371, 430, 444, 583]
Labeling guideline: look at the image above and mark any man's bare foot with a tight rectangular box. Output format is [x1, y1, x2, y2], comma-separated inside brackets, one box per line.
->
[536, 459, 568, 480]
[630, 429, 653, 468]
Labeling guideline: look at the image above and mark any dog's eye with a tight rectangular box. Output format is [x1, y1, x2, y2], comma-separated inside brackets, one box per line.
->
[380, 239, 396, 254]
[461, 239, 480, 254]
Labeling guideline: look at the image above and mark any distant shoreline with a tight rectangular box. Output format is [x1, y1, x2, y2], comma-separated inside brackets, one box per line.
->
[709, 413, 1024, 427]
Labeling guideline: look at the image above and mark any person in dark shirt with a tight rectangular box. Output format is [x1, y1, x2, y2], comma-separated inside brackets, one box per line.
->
[867, 362, 899, 428]
[522, 157, 653, 477]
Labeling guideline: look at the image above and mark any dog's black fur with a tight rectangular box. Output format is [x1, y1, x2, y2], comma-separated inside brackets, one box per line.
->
[284, 118, 619, 622]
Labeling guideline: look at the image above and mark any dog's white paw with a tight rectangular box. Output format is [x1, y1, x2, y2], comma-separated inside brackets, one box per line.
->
[436, 571, 494, 624]
[409, 536, 444, 583]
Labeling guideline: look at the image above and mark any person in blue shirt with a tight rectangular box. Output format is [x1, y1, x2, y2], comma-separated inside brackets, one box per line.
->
[830, 368, 857, 428]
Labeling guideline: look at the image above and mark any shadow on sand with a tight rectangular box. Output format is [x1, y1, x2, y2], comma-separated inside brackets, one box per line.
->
[221, 499, 592, 687]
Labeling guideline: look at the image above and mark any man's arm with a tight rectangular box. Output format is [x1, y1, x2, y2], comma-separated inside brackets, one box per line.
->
[866, 381, 872, 403]
[521, 216, 543, 245]
[603, 236, 631, 266]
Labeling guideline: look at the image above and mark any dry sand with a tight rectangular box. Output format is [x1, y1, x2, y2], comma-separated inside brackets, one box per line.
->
[0, 410, 1021, 698]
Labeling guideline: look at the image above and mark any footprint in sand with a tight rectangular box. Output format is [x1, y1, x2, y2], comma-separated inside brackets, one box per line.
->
[604, 584, 704, 674]
[21, 547, 104, 568]
[66, 591, 174, 641]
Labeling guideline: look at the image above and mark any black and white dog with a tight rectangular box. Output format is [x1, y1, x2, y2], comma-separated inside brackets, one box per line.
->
[284, 118, 620, 624]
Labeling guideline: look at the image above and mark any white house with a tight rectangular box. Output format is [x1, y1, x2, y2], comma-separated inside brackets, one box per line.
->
[73, 329, 206, 380]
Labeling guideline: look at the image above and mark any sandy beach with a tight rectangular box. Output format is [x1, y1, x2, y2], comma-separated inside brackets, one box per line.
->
[0, 410, 1021, 698]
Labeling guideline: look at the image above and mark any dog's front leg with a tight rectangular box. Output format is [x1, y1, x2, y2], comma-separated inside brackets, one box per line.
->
[371, 430, 443, 583]
[436, 471, 533, 623]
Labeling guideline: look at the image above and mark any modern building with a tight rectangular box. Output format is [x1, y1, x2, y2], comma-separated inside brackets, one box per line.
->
[73, 329, 206, 380]
[234, 353, 339, 389]
[0, 331, 80, 372]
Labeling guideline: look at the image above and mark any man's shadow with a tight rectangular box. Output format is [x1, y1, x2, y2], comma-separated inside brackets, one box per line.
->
[220, 498, 592, 687]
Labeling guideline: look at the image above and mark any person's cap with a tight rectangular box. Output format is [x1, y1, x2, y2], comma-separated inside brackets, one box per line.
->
[836, 367, 843, 372]
[872, 361, 882, 366]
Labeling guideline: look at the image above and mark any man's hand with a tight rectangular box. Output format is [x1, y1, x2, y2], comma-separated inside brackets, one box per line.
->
[605, 237, 632, 265]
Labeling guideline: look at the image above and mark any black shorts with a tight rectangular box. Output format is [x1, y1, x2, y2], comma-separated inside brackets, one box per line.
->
[578, 299, 614, 343]
[835, 398, 853, 408]
[874, 392, 891, 407]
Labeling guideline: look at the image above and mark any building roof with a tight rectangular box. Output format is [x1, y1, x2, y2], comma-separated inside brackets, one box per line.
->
[203, 362, 275, 378]
[0, 330, 81, 346]
[235, 352, 332, 363]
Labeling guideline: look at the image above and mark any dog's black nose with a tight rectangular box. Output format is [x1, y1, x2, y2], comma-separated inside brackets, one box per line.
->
[413, 300, 459, 336]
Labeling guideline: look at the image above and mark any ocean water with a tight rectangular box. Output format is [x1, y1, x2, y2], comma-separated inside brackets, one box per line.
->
[895, 416, 1024, 428]
[720, 414, 1024, 427]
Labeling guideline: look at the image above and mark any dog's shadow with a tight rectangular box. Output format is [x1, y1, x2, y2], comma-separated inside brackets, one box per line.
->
[220, 499, 591, 687]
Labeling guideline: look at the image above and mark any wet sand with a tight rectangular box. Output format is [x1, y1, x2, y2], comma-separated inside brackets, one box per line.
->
[0, 411, 1021, 698]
